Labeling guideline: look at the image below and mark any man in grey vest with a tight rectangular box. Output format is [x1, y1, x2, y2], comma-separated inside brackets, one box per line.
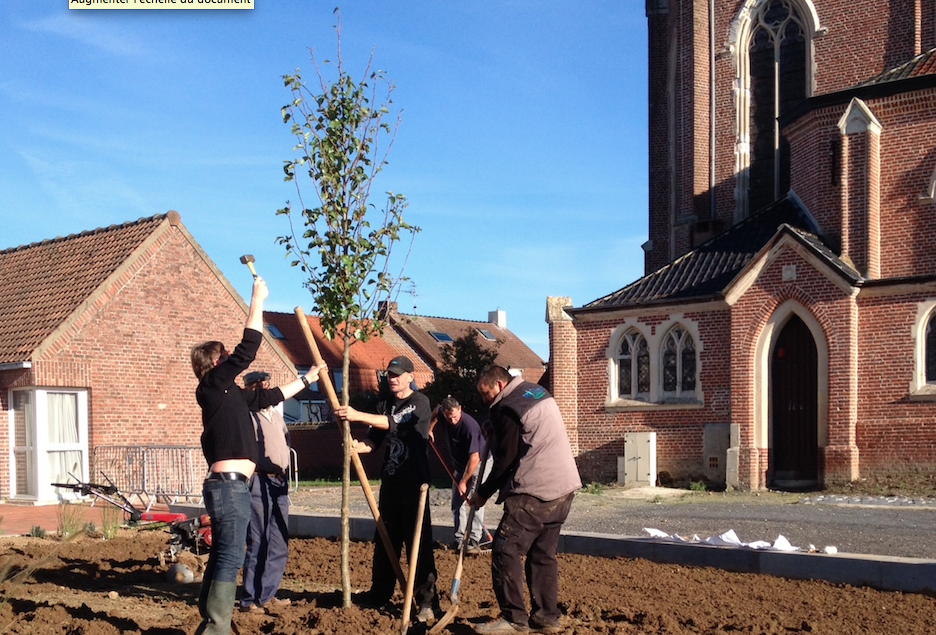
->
[239, 371, 292, 614]
[470, 365, 581, 634]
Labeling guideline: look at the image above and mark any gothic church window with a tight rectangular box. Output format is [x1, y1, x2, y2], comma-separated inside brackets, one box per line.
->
[738, 0, 812, 218]
[748, 0, 807, 213]
[927, 313, 936, 383]
[618, 329, 650, 401]
[661, 325, 697, 398]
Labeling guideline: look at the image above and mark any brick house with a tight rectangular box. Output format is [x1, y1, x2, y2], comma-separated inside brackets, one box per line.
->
[263, 306, 544, 479]
[547, 1, 936, 490]
[0, 212, 298, 503]
[380, 302, 546, 385]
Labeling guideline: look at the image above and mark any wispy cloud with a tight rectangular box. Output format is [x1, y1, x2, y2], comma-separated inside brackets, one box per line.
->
[18, 13, 146, 58]
[20, 151, 150, 218]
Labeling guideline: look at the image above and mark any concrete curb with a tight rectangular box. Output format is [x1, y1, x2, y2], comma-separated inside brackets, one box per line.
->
[172, 505, 936, 595]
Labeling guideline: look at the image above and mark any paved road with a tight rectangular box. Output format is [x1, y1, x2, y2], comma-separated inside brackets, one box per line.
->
[290, 486, 936, 560]
[557, 495, 936, 560]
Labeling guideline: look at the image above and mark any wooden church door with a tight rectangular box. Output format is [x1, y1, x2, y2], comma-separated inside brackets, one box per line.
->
[770, 314, 819, 489]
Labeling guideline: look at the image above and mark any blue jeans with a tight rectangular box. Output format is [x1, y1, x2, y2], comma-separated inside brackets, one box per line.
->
[452, 455, 493, 544]
[199, 478, 251, 614]
[241, 473, 290, 607]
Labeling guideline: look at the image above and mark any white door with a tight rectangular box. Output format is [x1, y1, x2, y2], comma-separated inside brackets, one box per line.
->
[9, 389, 89, 502]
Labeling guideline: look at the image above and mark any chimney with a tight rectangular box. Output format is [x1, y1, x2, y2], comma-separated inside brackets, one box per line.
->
[378, 301, 398, 320]
[488, 309, 507, 329]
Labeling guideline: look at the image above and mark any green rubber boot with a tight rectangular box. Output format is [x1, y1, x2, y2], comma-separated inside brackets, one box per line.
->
[194, 580, 237, 635]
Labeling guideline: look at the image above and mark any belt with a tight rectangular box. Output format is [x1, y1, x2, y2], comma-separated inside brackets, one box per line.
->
[206, 471, 249, 483]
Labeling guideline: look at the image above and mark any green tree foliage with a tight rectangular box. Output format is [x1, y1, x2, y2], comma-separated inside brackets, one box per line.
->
[276, 11, 418, 607]
[423, 332, 501, 418]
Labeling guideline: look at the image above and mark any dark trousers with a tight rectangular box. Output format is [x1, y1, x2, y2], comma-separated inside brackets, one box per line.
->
[241, 473, 290, 607]
[372, 481, 439, 609]
[491, 491, 575, 626]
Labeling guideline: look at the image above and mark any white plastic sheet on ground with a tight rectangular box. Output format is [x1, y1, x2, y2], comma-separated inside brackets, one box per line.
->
[643, 527, 800, 551]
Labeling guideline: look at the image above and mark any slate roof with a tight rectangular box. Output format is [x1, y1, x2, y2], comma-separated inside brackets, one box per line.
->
[262, 311, 434, 393]
[578, 196, 851, 311]
[857, 47, 936, 87]
[384, 308, 545, 381]
[0, 214, 169, 364]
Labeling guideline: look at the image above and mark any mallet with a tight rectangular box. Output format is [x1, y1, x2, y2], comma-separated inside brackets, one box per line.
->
[239, 254, 258, 278]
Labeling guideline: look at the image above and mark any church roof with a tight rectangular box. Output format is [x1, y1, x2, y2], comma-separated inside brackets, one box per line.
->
[857, 47, 936, 87]
[577, 197, 857, 311]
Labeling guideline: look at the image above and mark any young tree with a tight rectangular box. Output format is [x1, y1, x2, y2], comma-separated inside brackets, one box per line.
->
[422, 332, 501, 418]
[276, 12, 418, 607]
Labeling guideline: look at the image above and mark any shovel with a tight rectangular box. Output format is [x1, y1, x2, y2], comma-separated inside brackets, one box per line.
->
[428, 501, 478, 634]
[430, 443, 492, 634]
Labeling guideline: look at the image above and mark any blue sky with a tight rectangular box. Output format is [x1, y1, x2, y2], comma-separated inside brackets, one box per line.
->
[1, 1, 648, 360]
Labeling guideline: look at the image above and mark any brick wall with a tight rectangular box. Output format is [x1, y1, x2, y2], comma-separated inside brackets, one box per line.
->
[1, 223, 299, 497]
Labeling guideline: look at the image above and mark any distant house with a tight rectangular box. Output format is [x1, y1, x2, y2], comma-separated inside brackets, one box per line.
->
[379, 302, 546, 384]
[0, 212, 298, 503]
[261, 310, 433, 423]
[264, 306, 544, 479]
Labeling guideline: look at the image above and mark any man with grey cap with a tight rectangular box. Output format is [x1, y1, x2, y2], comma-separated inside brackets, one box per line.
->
[338, 355, 441, 623]
[239, 371, 293, 614]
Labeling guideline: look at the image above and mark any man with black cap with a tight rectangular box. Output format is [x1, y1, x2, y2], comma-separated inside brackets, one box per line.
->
[338, 355, 441, 623]
[239, 371, 293, 615]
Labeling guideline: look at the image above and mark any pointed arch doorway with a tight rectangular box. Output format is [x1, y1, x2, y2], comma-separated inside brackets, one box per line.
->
[770, 314, 819, 489]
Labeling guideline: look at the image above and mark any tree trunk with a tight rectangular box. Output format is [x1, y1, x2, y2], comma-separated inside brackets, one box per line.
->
[340, 338, 353, 607]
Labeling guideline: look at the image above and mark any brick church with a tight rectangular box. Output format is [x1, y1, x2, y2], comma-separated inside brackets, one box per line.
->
[547, 0, 936, 489]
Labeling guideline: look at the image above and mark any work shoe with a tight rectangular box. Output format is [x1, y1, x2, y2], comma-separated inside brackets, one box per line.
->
[475, 617, 530, 633]
[416, 605, 438, 623]
[465, 541, 482, 555]
[529, 616, 562, 633]
[356, 592, 394, 613]
[263, 598, 291, 610]
[239, 603, 264, 614]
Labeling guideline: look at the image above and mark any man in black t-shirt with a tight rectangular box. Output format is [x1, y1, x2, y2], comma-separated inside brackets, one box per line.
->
[338, 356, 440, 623]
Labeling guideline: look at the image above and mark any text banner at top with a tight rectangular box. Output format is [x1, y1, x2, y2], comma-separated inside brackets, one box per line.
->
[70, 0, 254, 9]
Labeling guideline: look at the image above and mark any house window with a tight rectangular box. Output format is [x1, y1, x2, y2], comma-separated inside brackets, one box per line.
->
[661, 325, 697, 398]
[429, 331, 454, 343]
[265, 324, 286, 339]
[618, 329, 650, 400]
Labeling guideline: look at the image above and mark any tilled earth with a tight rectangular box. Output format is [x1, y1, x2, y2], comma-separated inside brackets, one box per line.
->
[1, 521, 935, 634]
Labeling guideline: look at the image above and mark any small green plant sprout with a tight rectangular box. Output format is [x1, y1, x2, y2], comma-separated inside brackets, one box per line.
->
[582, 482, 605, 495]
[689, 480, 708, 492]
[28, 526, 46, 539]
[100, 504, 122, 540]
[56, 500, 84, 539]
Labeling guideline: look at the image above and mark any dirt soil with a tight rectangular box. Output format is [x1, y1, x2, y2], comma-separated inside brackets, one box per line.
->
[1, 522, 934, 635]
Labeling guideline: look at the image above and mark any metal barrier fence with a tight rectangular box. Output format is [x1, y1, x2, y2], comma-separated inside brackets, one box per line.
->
[91, 445, 300, 510]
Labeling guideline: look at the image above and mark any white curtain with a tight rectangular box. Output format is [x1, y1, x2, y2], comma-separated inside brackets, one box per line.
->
[48, 393, 78, 443]
[47, 393, 83, 484]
